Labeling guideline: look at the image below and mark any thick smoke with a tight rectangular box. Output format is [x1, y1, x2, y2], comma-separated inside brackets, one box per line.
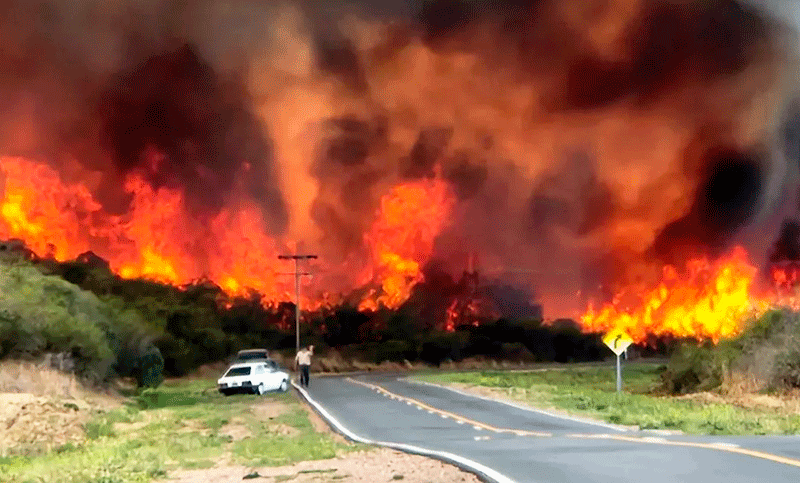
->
[0, 0, 292, 232]
[770, 219, 800, 262]
[650, 146, 768, 264]
[0, 0, 797, 318]
[98, 44, 287, 230]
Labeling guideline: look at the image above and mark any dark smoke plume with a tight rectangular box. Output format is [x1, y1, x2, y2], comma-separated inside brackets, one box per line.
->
[651, 146, 767, 264]
[413, 0, 774, 111]
[562, 0, 771, 110]
[0, 1, 292, 234]
[526, 150, 617, 242]
[99, 44, 287, 230]
[770, 219, 800, 262]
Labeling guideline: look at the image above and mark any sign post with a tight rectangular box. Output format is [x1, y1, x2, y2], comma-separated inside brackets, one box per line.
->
[602, 329, 633, 393]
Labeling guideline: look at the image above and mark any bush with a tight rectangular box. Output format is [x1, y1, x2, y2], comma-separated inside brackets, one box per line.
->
[419, 332, 469, 365]
[374, 339, 417, 363]
[134, 345, 165, 388]
[0, 262, 162, 384]
[458, 319, 605, 363]
[0, 263, 114, 380]
[155, 334, 196, 377]
[661, 341, 735, 394]
[662, 309, 800, 394]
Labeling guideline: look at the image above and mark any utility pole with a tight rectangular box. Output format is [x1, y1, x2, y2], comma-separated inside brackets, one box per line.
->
[278, 254, 318, 351]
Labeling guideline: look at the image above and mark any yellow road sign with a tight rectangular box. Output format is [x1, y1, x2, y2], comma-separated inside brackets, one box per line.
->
[603, 329, 634, 356]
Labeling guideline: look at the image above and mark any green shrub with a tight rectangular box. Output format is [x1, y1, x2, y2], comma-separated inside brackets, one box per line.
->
[772, 346, 800, 388]
[419, 332, 469, 365]
[0, 262, 161, 384]
[661, 341, 731, 394]
[373, 339, 417, 363]
[0, 263, 114, 379]
[133, 345, 165, 388]
[155, 334, 196, 377]
[84, 418, 115, 439]
[662, 309, 800, 393]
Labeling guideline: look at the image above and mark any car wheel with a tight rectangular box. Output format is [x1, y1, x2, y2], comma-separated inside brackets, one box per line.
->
[257, 383, 266, 395]
[279, 379, 288, 393]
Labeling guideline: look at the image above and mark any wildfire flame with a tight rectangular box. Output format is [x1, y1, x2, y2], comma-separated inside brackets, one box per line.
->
[578, 247, 783, 343]
[4, 154, 800, 343]
[359, 178, 455, 311]
[0, 157, 289, 298]
[0, 156, 456, 311]
[445, 297, 487, 332]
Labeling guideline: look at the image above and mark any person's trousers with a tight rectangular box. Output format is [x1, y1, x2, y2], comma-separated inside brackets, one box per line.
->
[300, 364, 310, 387]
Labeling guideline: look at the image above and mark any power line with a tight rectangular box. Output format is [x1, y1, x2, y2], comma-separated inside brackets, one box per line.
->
[277, 254, 318, 351]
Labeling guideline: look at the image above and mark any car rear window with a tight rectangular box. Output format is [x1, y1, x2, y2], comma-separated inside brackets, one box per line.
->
[224, 367, 251, 377]
[237, 352, 268, 360]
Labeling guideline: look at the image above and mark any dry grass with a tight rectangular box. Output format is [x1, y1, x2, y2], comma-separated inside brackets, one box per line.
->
[0, 360, 82, 398]
[0, 360, 124, 457]
[721, 371, 766, 396]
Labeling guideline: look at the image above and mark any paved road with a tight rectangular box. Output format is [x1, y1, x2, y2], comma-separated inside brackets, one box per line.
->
[295, 374, 800, 483]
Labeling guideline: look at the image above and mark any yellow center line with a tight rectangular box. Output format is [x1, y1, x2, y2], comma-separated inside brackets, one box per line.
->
[346, 377, 800, 469]
[569, 433, 800, 469]
[346, 377, 551, 437]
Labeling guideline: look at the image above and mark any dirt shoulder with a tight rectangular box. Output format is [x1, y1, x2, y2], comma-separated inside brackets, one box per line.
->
[167, 447, 480, 483]
[0, 362, 123, 456]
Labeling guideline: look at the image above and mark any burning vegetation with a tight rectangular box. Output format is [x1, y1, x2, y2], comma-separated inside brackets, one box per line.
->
[1, 0, 800, 345]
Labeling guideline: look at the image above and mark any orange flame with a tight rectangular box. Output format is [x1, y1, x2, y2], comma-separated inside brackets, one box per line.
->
[1, 156, 457, 312]
[445, 298, 459, 333]
[579, 247, 777, 343]
[768, 263, 800, 310]
[359, 178, 455, 311]
[0, 157, 286, 301]
[0, 157, 98, 260]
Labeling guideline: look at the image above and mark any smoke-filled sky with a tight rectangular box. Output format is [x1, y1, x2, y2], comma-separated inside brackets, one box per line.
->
[0, 0, 799, 318]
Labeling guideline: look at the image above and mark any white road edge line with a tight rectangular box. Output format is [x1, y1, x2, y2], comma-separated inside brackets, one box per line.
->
[406, 379, 628, 432]
[292, 381, 517, 483]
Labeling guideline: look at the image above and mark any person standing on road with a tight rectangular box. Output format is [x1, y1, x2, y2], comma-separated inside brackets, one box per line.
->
[294, 345, 313, 387]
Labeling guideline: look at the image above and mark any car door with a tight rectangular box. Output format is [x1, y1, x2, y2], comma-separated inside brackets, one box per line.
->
[252, 364, 265, 388]
[264, 362, 280, 390]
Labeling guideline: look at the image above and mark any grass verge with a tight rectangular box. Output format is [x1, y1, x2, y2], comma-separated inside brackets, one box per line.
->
[0, 378, 360, 483]
[419, 363, 800, 435]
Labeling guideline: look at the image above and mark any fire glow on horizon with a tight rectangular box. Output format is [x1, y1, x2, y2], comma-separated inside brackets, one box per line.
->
[0, 156, 456, 313]
[4, 153, 800, 343]
[0, 0, 799, 342]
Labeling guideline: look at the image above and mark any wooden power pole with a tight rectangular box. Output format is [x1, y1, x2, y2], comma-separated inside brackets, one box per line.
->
[278, 254, 318, 351]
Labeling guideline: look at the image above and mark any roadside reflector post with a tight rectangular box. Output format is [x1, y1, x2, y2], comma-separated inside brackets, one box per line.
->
[602, 329, 633, 394]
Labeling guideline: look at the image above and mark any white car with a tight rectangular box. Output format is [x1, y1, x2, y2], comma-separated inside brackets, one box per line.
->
[217, 361, 289, 395]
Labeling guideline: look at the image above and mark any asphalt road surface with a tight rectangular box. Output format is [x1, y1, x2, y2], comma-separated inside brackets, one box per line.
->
[294, 374, 800, 483]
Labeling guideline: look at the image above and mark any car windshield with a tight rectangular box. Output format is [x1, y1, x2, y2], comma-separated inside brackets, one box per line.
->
[224, 366, 251, 377]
